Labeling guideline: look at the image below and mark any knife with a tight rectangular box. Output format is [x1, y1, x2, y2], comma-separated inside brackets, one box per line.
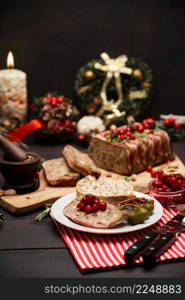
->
[124, 214, 185, 264]
[142, 214, 185, 265]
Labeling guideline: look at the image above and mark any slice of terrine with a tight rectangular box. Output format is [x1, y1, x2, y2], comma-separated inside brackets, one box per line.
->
[64, 199, 128, 229]
[88, 124, 174, 175]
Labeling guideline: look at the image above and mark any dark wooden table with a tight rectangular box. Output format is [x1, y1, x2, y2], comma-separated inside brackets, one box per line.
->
[0, 138, 185, 278]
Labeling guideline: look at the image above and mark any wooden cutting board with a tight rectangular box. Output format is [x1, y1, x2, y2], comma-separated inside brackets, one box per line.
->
[0, 171, 75, 215]
[0, 155, 185, 215]
[103, 155, 185, 193]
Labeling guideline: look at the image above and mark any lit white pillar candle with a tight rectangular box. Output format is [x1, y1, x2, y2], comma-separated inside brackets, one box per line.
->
[0, 51, 27, 123]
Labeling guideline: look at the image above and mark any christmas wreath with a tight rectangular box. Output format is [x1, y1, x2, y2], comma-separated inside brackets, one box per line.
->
[75, 52, 152, 126]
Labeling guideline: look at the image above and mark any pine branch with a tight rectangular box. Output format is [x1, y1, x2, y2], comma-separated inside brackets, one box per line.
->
[34, 203, 53, 222]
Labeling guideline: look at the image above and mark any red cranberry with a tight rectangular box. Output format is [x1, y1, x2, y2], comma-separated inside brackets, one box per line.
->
[84, 205, 92, 213]
[147, 165, 153, 172]
[77, 195, 107, 213]
[126, 132, 132, 138]
[103, 131, 110, 137]
[156, 170, 164, 180]
[117, 127, 126, 135]
[134, 123, 144, 133]
[143, 117, 155, 124]
[151, 170, 158, 178]
[106, 174, 112, 178]
[77, 202, 85, 211]
[98, 202, 107, 211]
[152, 180, 163, 187]
[157, 187, 165, 192]
[166, 160, 171, 164]
[126, 125, 131, 130]
[142, 122, 150, 130]
[91, 203, 98, 212]
[174, 173, 184, 180]
[81, 194, 96, 205]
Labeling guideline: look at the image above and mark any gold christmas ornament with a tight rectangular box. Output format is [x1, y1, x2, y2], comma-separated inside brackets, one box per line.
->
[94, 52, 132, 124]
[87, 103, 97, 113]
[133, 69, 142, 79]
[128, 90, 148, 101]
[85, 70, 95, 80]
[142, 81, 151, 89]
[94, 96, 103, 106]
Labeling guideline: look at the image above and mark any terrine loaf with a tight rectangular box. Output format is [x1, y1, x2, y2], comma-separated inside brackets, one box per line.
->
[64, 199, 128, 229]
[76, 175, 133, 203]
[43, 158, 80, 187]
[88, 124, 174, 175]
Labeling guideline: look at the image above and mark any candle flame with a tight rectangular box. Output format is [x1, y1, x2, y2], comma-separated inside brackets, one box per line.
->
[7, 51, 14, 68]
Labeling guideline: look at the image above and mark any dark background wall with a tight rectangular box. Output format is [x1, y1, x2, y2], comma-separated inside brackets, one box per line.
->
[0, 0, 185, 118]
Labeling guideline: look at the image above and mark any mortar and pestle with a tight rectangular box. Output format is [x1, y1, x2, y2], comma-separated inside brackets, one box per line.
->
[0, 135, 41, 194]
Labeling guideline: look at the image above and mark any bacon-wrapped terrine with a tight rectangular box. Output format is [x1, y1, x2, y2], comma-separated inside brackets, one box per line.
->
[88, 124, 174, 175]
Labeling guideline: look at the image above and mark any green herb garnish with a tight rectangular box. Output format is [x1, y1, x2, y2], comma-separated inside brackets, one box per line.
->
[34, 203, 53, 222]
[124, 176, 130, 182]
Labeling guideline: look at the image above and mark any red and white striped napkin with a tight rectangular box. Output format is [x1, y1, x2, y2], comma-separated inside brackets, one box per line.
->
[52, 208, 185, 272]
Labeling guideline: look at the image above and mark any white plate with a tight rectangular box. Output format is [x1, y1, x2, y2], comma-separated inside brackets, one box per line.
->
[51, 192, 163, 235]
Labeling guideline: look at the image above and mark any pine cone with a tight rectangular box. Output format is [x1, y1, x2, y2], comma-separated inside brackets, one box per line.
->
[47, 119, 62, 134]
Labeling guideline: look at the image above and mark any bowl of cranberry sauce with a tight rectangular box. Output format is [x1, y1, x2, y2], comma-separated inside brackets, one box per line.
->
[147, 167, 185, 207]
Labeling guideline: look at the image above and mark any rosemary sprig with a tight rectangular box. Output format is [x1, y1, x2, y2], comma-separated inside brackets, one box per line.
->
[34, 203, 53, 222]
[167, 166, 178, 173]
[124, 176, 130, 182]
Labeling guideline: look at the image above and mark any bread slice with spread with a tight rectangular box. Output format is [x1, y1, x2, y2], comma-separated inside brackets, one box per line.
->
[76, 175, 133, 203]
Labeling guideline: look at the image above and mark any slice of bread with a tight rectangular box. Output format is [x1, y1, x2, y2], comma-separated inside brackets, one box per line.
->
[42, 158, 80, 187]
[63, 145, 101, 178]
[64, 199, 128, 229]
[76, 175, 133, 203]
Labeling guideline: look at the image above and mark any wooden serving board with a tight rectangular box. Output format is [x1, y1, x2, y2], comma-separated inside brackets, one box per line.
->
[0, 155, 185, 215]
[0, 171, 75, 215]
[101, 155, 185, 193]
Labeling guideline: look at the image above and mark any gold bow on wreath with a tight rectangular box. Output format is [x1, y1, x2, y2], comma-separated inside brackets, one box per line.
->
[94, 52, 132, 125]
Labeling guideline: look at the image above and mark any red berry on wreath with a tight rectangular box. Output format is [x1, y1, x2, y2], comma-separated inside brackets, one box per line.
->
[174, 122, 180, 129]
[79, 134, 85, 141]
[30, 104, 37, 110]
[57, 96, 64, 103]
[50, 97, 57, 106]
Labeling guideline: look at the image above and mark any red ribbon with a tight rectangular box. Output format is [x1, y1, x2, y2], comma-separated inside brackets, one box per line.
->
[5, 119, 45, 142]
